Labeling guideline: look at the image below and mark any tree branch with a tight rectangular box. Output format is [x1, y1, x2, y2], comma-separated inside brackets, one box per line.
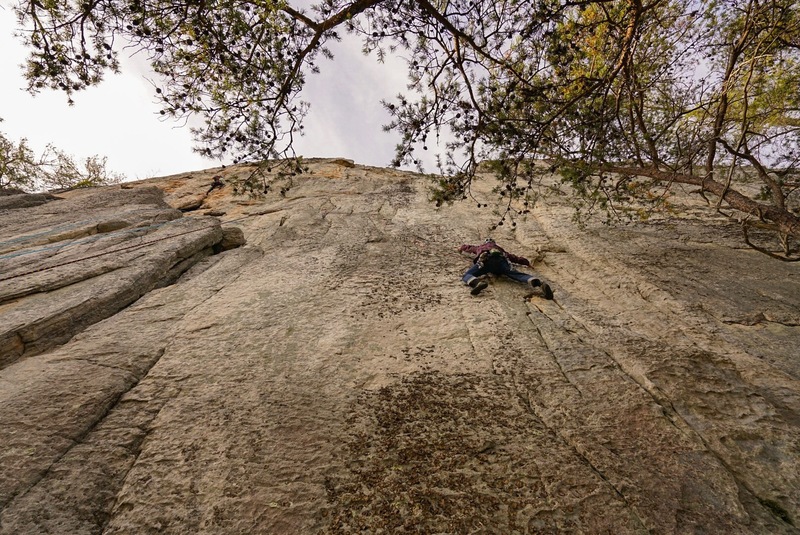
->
[604, 164, 800, 238]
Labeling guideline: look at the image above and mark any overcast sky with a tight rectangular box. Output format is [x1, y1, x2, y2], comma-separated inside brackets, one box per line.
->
[0, 7, 428, 181]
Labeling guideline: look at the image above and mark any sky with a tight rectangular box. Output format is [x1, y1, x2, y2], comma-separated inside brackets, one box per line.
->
[0, 6, 428, 181]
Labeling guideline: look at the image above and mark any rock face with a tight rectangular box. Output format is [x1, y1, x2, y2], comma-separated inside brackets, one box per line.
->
[0, 159, 798, 534]
[0, 187, 233, 368]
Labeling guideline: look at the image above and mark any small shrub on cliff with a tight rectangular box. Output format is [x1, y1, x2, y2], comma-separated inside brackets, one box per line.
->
[0, 128, 124, 193]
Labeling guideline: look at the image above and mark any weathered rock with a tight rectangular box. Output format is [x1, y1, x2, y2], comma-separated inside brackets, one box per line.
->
[0, 187, 27, 196]
[0, 192, 60, 209]
[217, 226, 246, 252]
[0, 186, 241, 368]
[0, 158, 797, 534]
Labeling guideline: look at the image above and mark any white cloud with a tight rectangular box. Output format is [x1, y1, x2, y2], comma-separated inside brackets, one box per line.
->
[296, 36, 409, 166]
[0, 10, 438, 180]
[0, 12, 211, 179]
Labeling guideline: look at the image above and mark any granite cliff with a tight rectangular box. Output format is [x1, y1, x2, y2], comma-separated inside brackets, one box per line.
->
[0, 159, 798, 533]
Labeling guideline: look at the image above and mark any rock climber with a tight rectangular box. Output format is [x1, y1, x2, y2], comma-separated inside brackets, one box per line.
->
[206, 175, 224, 194]
[459, 238, 553, 299]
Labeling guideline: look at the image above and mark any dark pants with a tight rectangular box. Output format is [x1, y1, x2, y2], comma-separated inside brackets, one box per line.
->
[462, 258, 537, 286]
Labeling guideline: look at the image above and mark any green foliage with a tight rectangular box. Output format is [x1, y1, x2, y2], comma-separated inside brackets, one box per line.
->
[10, 0, 800, 254]
[230, 157, 310, 198]
[0, 128, 124, 192]
[0, 132, 38, 191]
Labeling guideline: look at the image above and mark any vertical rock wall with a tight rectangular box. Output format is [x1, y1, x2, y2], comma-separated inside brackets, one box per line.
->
[0, 159, 798, 534]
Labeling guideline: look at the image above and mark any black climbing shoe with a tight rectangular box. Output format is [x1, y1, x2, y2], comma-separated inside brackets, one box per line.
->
[469, 280, 489, 295]
[541, 282, 554, 300]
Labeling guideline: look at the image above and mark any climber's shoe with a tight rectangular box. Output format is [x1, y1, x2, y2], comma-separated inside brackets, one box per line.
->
[541, 282, 554, 300]
[469, 279, 489, 296]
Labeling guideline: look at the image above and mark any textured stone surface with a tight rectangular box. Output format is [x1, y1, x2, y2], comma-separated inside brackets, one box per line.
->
[0, 187, 233, 367]
[0, 192, 59, 209]
[0, 159, 798, 534]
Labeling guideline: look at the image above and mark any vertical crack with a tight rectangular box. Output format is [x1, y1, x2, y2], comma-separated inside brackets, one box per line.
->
[509, 371, 649, 532]
[0, 347, 166, 510]
[530, 303, 796, 528]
